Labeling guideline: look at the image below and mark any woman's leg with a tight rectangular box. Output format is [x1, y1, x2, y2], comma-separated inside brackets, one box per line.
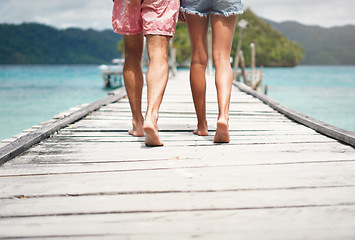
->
[211, 14, 238, 143]
[143, 34, 170, 146]
[123, 34, 144, 137]
[185, 14, 210, 136]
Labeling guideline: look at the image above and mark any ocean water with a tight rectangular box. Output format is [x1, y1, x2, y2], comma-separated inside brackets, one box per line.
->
[0, 65, 110, 141]
[262, 66, 355, 132]
[0, 65, 354, 141]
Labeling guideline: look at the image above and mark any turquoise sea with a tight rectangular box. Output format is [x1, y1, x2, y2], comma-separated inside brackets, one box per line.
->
[0, 65, 354, 141]
[0, 65, 110, 141]
[262, 66, 355, 132]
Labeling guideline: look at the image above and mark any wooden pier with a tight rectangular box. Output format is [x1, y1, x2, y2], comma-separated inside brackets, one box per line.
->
[1, 70, 355, 239]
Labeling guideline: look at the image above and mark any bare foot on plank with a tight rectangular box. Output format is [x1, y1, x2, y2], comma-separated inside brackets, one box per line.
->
[143, 121, 163, 147]
[214, 119, 230, 143]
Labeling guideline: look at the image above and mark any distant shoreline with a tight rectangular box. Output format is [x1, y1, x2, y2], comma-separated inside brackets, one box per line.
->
[2, 18, 355, 66]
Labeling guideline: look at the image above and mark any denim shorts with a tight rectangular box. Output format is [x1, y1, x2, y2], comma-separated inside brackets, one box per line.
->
[181, 0, 243, 17]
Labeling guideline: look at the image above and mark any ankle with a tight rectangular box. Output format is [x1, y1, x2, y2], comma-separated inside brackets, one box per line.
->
[132, 116, 144, 126]
[217, 115, 229, 123]
[145, 112, 158, 123]
[197, 120, 208, 128]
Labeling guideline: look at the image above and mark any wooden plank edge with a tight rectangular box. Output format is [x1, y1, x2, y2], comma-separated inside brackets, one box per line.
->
[0, 87, 127, 166]
[233, 81, 355, 147]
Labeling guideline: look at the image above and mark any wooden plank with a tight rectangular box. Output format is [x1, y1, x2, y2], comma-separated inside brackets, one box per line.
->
[0, 206, 354, 239]
[1, 161, 355, 198]
[54, 131, 321, 138]
[14, 135, 334, 146]
[66, 120, 317, 132]
[1, 154, 354, 176]
[1, 206, 355, 239]
[1, 187, 354, 217]
[13, 141, 354, 162]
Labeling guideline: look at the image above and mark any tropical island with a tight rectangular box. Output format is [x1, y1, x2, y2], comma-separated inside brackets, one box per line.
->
[0, 8, 354, 66]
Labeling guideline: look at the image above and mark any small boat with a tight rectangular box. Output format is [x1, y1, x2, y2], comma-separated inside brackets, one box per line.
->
[100, 59, 124, 88]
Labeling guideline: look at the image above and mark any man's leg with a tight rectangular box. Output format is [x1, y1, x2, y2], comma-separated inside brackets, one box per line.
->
[143, 35, 170, 146]
[123, 34, 144, 137]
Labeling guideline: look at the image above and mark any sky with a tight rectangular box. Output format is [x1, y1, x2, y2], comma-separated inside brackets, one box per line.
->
[0, 0, 354, 30]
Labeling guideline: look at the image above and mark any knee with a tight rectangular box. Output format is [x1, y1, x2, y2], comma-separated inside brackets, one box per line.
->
[127, 49, 142, 59]
[212, 53, 230, 69]
[149, 53, 169, 68]
[125, 45, 143, 64]
[191, 53, 208, 68]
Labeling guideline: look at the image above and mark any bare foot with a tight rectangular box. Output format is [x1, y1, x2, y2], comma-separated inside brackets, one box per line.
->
[143, 121, 163, 147]
[128, 119, 144, 137]
[193, 121, 208, 136]
[193, 129, 209, 136]
[128, 127, 144, 137]
[214, 119, 230, 143]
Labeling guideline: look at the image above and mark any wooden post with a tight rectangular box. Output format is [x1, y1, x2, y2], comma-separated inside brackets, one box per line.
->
[252, 69, 263, 91]
[259, 66, 264, 92]
[239, 51, 248, 85]
[250, 43, 256, 86]
[232, 19, 249, 81]
[169, 39, 177, 76]
[232, 28, 244, 80]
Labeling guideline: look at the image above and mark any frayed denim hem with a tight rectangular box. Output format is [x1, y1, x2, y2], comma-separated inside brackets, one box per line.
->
[180, 7, 208, 17]
[181, 7, 243, 17]
[211, 10, 243, 17]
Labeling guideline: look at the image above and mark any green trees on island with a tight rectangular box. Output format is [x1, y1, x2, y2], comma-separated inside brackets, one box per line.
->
[0, 23, 122, 64]
[237, 8, 303, 67]
[3, 10, 355, 66]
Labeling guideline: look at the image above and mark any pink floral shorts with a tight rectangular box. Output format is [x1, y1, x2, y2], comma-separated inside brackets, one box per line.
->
[112, 0, 179, 37]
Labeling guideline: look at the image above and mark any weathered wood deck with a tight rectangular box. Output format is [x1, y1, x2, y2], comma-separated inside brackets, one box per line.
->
[1, 70, 355, 239]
